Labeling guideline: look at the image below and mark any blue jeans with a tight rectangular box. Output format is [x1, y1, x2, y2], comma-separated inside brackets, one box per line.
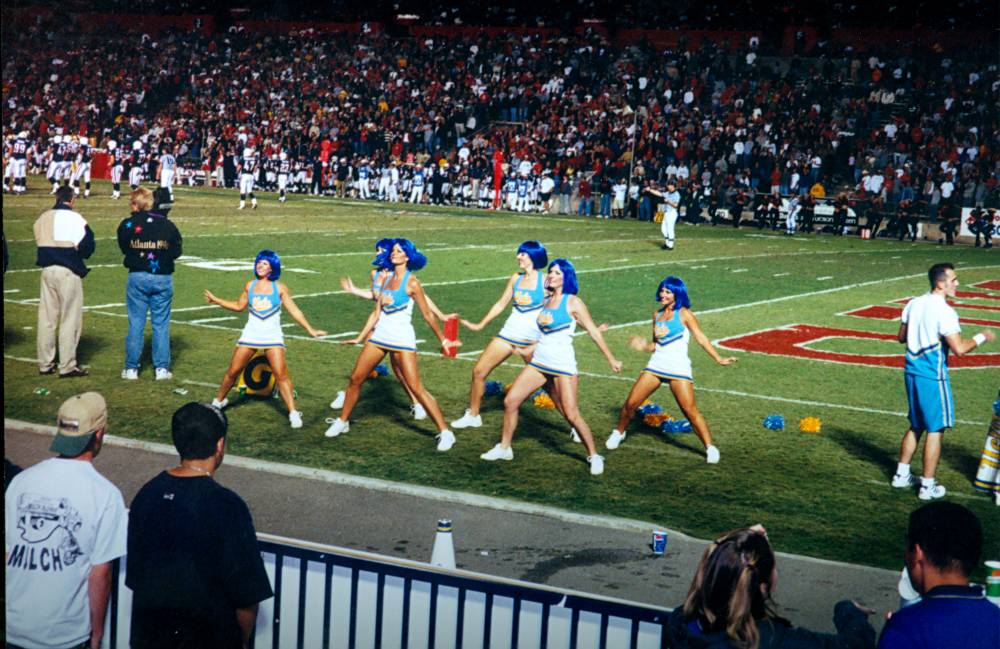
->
[577, 198, 592, 216]
[600, 194, 611, 216]
[125, 272, 174, 370]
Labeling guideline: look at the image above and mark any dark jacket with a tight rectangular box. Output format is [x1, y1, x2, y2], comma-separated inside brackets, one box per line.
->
[665, 601, 875, 649]
[117, 210, 183, 274]
[34, 202, 96, 277]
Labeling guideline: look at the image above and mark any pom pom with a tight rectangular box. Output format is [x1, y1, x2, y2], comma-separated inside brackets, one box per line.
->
[533, 393, 556, 409]
[643, 412, 671, 427]
[763, 414, 785, 431]
[661, 419, 693, 434]
[504, 383, 513, 395]
[369, 364, 390, 379]
[799, 417, 822, 434]
[484, 380, 504, 397]
[637, 401, 664, 416]
[994, 398, 1000, 417]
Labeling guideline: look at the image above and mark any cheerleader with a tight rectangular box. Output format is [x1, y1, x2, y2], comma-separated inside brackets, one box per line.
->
[204, 250, 327, 428]
[607, 276, 737, 463]
[480, 259, 622, 475]
[452, 241, 548, 429]
[324, 239, 461, 450]
[332, 238, 455, 421]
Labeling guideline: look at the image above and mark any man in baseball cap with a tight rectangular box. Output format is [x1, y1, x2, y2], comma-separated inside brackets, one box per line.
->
[6, 391, 127, 649]
[50, 391, 108, 455]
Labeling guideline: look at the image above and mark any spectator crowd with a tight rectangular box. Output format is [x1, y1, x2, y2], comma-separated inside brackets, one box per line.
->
[4, 3, 999, 244]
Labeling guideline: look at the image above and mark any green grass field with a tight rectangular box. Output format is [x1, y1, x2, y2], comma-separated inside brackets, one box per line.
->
[4, 178, 998, 571]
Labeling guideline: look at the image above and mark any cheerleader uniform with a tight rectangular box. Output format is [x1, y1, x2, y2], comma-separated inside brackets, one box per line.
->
[369, 271, 417, 352]
[529, 294, 577, 376]
[496, 273, 545, 347]
[643, 308, 693, 381]
[237, 280, 284, 348]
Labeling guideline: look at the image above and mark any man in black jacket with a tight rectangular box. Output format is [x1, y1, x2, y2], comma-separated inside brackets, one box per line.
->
[117, 187, 183, 381]
[33, 186, 95, 377]
[126, 402, 273, 649]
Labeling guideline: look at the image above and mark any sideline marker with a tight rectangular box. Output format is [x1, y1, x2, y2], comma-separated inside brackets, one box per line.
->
[430, 519, 456, 569]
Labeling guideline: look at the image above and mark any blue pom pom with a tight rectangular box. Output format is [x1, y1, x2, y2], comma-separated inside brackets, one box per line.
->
[660, 419, 693, 434]
[763, 414, 785, 431]
[994, 399, 1000, 417]
[375, 364, 389, 376]
[637, 403, 664, 415]
[484, 380, 504, 397]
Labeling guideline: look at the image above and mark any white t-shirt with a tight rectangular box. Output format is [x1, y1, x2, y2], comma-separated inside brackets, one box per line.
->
[6, 458, 128, 649]
[662, 190, 681, 216]
[901, 292, 961, 380]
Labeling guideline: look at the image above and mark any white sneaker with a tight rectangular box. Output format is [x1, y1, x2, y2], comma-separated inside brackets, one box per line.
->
[411, 403, 427, 420]
[918, 483, 946, 501]
[121, 368, 139, 380]
[238, 202, 245, 210]
[289, 411, 303, 429]
[436, 429, 456, 452]
[155, 368, 173, 381]
[891, 473, 916, 488]
[480, 444, 513, 461]
[330, 391, 346, 409]
[451, 409, 482, 428]
[211, 398, 228, 409]
[606, 429, 626, 450]
[706, 445, 720, 464]
[324, 418, 349, 438]
[570, 428, 582, 443]
[588, 454, 605, 475]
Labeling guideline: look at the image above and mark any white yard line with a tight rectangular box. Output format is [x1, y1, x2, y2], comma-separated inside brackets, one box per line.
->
[188, 316, 239, 324]
[588, 264, 1000, 334]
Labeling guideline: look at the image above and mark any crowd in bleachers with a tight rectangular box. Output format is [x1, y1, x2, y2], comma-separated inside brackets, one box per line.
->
[3, 5, 999, 240]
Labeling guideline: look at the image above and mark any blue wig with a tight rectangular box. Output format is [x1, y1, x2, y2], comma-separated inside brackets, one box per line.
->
[517, 240, 548, 270]
[393, 238, 427, 271]
[549, 258, 579, 295]
[656, 276, 691, 308]
[372, 237, 394, 269]
[254, 249, 281, 280]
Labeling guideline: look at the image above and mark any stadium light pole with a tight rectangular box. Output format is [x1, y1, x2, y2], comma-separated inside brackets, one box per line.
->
[624, 104, 638, 209]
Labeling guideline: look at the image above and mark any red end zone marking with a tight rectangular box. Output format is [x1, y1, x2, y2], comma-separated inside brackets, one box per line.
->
[972, 280, 1000, 291]
[844, 305, 999, 327]
[889, 294, 1000, 313]
[718, 324, 1000, 369]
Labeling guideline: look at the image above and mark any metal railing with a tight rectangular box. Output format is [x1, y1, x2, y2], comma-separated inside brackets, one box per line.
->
[105, 532, 670, 649]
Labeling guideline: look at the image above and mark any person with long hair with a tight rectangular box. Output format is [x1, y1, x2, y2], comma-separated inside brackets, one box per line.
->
[666, 525, 876, 649]
[606, 276, 736, 464]
[204, 249, 327, 428]
[479, 258, 622, 475]
[324, 239, 461, 450]
[451, 241, 548, 429]
[331, 238, 454, 421]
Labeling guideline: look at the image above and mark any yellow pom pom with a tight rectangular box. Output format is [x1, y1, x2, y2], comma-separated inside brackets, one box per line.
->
[504, 383, 513, 394]
[799, 417, 822, 433]
[533, 394, 556, 409]
[643, 413, 671, 427]
[369, 370, 379, 378]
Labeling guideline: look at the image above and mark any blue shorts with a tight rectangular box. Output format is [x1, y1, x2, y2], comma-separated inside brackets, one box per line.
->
[905, 373, 954, 433]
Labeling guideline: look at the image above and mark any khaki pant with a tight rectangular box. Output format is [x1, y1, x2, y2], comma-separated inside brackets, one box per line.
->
[37, 265, 83, 374]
